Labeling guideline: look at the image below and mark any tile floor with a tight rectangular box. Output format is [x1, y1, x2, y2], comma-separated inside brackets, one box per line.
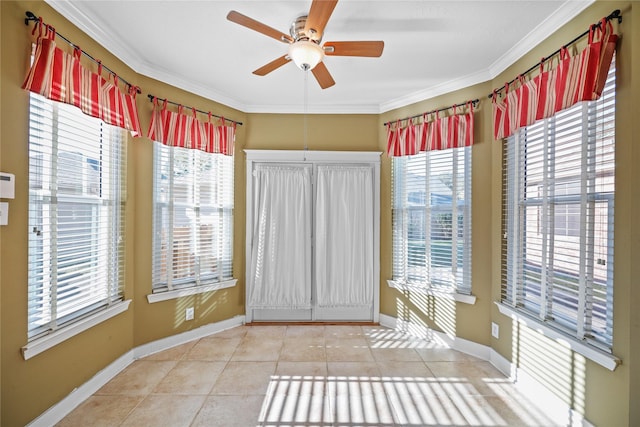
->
[56, 325, 564, 426]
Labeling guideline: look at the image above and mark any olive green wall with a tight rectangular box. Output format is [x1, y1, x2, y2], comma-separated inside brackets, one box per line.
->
[131, 72, 248, 348]
[379, 82, 494, 344]
[487, 3, 636, 425]
[380, 2, 638, 425]
[1, 0, 638, 426]
[0, 1, 250, 425]
[1, 2, 131, 426]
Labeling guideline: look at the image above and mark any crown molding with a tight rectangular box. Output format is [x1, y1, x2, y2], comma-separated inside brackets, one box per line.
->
[378, 69, 492, 113]
[46, 0, 596, 115]
[488, 0, 595, 78]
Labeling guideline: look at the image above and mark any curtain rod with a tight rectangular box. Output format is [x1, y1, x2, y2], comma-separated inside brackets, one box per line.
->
[24, 11, 141, 94]
[383, 99, 479, 127]
[148, 94, 243, 126]
[488, 9, 622, 99]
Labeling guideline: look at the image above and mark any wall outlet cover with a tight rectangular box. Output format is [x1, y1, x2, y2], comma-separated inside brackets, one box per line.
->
[186, 307, 194, 321]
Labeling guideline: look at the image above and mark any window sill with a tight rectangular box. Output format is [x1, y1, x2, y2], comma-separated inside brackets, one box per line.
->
[495, 302, 621, 371]
[147, 279, 237, 303]
[22, 300, 131, 360]
[387, 280, 476, 305]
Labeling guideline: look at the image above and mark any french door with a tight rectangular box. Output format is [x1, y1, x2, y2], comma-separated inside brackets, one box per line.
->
[245, 150, 380, 322]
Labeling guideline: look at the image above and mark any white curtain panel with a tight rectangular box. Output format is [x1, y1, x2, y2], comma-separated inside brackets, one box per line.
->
[249, 165, 312, 308]
[315, 165, 374, 307]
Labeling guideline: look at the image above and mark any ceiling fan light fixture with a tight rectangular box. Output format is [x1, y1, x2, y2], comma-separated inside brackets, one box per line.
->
[288, 40, 324, 71]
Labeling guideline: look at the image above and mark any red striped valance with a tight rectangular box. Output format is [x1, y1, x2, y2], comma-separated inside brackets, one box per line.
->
[492, 16, 618, 140]
[22, 19, 142, 136]
[386, 102, 475, 157]
[147, 97, 235, 156]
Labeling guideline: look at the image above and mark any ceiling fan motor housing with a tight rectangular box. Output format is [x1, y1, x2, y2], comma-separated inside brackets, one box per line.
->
[290, 15, 321, 43]
[288, 15, 324, 71]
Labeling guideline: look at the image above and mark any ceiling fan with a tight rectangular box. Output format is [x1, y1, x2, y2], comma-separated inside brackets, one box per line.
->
[227, 0, 384, 89]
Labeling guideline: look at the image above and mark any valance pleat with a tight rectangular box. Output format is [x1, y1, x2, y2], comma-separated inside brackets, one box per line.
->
[22, 19, 142, 137]
[147, 97, 235, 156]
[386, 102, 474, 157]
[492, 17, 617, 140]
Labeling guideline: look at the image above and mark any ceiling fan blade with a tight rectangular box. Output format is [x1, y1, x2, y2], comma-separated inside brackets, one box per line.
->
[323, 41, 384, 57]
[227, 10, 293, 43]
[305, 0, 338, 39]
[253, 55, 291, 76]
[311, 62, 335, 89]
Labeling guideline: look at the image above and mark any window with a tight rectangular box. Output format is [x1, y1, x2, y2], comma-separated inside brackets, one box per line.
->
[27, 93, 126, 340]
[392, 147, 472, 294]
[502, 63, 615, 350]
[152, 143, 234, 294]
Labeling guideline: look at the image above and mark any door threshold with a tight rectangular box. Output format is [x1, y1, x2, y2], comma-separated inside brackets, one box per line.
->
[245, 321, 379, 326]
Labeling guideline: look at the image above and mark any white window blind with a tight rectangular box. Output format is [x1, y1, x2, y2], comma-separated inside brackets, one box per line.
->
[392, 147, 472, 294]
[27, 93, 126, 340]
[152, 143, 234, 292]
[502, 62, 616, 350]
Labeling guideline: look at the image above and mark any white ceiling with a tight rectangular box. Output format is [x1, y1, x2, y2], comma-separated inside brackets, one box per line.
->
[46, 0, 593, 114]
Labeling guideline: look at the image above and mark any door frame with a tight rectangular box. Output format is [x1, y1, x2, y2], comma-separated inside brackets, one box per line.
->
[244, 150, 381, 323]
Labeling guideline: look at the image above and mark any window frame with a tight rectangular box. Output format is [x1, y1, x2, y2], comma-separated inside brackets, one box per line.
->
[149, 142, 236, 303]
[23, 92, 129, 359]
[389, 146, 474, 303]
[500, 62, 618, 370]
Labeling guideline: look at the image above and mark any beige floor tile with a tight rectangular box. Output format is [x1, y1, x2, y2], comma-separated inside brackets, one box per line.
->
[444, 394, 540, 426]
[423, 361, 505, 396]
[285, 324, 325, 339]
[213, 326, 249, 339]
[55, 395, 143, 427]
[142, 340, 197, 361]
[377, 361, 435, 378]
[325, 338, 374, 362]
[231, 336, 284, 361]
[55, 325, 564, 427]
[270, 371, 327, 397]
[324, 325, 365, 339]
[386, 388, 469, 426]
[331, 390, 395, 426]
[191, 395, 265, 427]
[210, 361, 277, 395]
[327, 361, 381, 378]
[120, 394, 205, 427]
[283, 335, 325, 349]
[186, 337, 241, 361]
[279, 339, 326, 362]
[425, 360, 496, 378]
[245, 324, 287, 338]
[96, 360, 176, 396]
[262, 392, 333, 425]
[416, 347, 481, 362]
[153, 360, 226, 394]
[371, 347, 423, 362]
[276, 361, 328, 377]
[325, 336, 369, 348]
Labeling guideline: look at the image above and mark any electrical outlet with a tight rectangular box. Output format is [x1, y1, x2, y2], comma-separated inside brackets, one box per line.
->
[491, 322, 500, 339]
[185, 307, 194, 321]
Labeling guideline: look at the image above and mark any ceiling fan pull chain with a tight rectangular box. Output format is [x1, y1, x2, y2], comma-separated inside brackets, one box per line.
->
[304, 70, 309, 151]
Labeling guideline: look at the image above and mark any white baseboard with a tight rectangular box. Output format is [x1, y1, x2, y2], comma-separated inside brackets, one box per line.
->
[380, 313, 594, 427]
[27, 315, 246, 427]
[379, 313, 489, 360]
[26, 350, 135, 427]
[134, 315, 245, 359]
